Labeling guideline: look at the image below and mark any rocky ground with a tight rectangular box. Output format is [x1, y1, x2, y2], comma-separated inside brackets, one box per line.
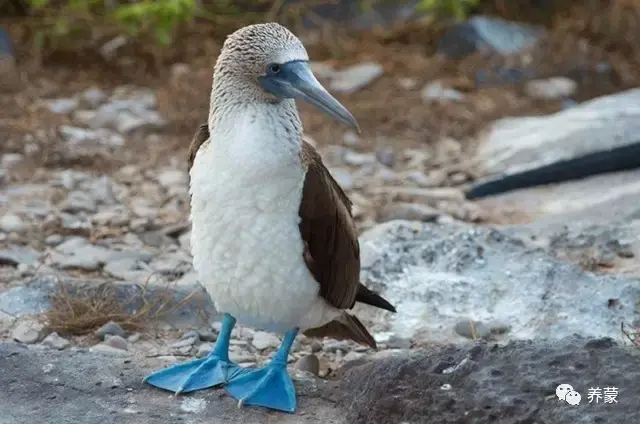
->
[1, 10, 640, 424]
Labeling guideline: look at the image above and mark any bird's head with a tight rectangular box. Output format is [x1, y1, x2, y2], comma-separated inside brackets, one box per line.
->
[215, 22, 360, 132]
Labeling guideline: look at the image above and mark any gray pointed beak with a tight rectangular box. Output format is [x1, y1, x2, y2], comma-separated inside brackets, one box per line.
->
[259, 60, 360, 132]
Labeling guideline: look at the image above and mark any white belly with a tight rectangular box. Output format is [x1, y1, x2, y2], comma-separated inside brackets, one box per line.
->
[188, 114, 339, 334]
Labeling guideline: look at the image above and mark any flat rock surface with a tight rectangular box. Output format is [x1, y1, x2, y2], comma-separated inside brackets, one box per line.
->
[2, 336, 638, 424]
[355, 220, 640, 345]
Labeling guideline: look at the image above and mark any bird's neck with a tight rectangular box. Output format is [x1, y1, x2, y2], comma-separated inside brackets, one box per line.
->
[209, 90, 303, 141]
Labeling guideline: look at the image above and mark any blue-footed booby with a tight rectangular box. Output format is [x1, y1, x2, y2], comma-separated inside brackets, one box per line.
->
[144, 22, 396, 413]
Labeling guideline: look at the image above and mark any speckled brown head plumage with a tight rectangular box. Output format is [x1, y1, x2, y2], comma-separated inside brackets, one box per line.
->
[211, 23, 309, 105]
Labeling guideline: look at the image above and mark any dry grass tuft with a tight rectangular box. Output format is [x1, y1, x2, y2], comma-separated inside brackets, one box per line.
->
[41, 277, 203, 337]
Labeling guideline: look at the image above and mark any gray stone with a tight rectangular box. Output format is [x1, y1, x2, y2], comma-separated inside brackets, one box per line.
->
[196, 329, 216, 342]
[41, 332, 71, 350]
[90, 342, 131, 357]
[81, 87, 107, 108]
[355, 221, 640, 345]
[342, 130, 359, 146]
[2, 336, 638, 423]
[59, 190, 98, 213]
[11, 320, 44, 344]
[377, 202, 441, 223]
[295, 354, 320, 376]
[103, 335, 129, 351]
[421, 80, 464, 102]
[51, 253, 101, 271]
[43, 98, 78, 114]
[329, 62, 383, 93]
[44, 234, 64, 246]
[524, 77, 577, 100]
[437, 15, 545, 58]
[0, 213, 26, 233]
[96, 321, 126, 340]
[343, 151, 376, 166]
[2, 153, 24, 168]
[59, 125, 125, 147]
[0, 246, 40, 267]
[251, 331, 281, 350]
[196, 342, 213, 358]
[327, 167, 354, 191]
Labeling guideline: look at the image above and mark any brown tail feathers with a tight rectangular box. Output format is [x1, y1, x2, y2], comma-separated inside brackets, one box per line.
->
[303, 312, 377, 349]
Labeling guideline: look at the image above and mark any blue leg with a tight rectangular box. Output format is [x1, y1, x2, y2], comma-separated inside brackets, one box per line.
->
[224, 328, 298, 413]
[143, 313, 243, 394]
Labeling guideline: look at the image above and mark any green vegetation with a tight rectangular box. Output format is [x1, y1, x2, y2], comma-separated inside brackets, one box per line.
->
[14, 0, 480, 50]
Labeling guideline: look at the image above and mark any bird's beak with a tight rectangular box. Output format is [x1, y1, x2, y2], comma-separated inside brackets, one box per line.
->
[260, 60, 360, 133]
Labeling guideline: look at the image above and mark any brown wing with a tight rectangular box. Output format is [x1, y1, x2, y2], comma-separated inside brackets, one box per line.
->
[299, 141, 360, 310]
[188, 123, 210, 171]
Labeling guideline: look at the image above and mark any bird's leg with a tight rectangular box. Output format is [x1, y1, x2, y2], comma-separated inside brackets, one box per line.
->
[143, 313, 244, 394]
[224, 328, 298, 413]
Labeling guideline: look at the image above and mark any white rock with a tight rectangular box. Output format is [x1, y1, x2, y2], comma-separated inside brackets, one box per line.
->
[0, 213, 26, 233]
[196, 343, 213, 358]
[329, 62, 384, 93]
[2, 153, 24, 168]
[43, 98, 78, 114]
[91, 343, 132, 357]
[12, 320, 44, 344]
[251, 331, 281, 350]
[524, 77, 577, 100]
[421, 80, 464, 102]
[42, 332, 71, 350]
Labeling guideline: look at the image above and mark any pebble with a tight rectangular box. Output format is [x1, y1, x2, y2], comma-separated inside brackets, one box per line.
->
[197, 329, 216, 342]
[171, 336, 199, 349]
[421, 80, 464, 102]
[375, 148, 394, 167]
[524, 77, 577, 100]
[2, 153, 24, 168]
[344, 151, 377, 166]
[60, 190, 98, 213]
[295, 354, 320, 376]
[96, 321, 126, 340]
[342, 130, 360, 146]
[0, 213, 26, 233]
[251, 331, 281, 350]
[328, 167, 354, 191]
[196, 343, 213, 358]
[229, 351, 255, 363]
[377, 202, 441, 223]
[81, 87, 107, 108]
[45, 234, 64, 246]
[91, 343, 132, 357]
[41, 332, 71, 350]
[12, 320, 44, 344]
[454, 320, 491, 340]
[44, 98, 78, 114]
[127, 333, 141, 343]
[104, 335, 129, 351]
[329, 62, 384, 93]
[342, 351, 365, 362]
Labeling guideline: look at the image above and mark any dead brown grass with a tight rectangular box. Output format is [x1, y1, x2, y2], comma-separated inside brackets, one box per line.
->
[41, 277, 203, 337]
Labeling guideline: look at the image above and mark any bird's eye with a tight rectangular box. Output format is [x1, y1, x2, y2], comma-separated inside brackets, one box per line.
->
[267, 63, 281, 75]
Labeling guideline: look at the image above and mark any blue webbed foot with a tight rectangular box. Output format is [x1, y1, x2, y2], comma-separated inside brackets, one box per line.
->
[143, 354, 243, 394]
[143, 313, 242, 395]
[225, 328, 298, 413]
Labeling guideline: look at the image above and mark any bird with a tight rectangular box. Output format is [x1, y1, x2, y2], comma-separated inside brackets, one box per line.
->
[143, 22, 396, 413]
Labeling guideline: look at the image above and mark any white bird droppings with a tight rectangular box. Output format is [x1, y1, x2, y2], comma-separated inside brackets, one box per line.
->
[180, 398, 208, 414]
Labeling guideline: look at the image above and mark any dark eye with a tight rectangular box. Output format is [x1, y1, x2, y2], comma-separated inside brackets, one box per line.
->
[267, 63, 281, 75]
